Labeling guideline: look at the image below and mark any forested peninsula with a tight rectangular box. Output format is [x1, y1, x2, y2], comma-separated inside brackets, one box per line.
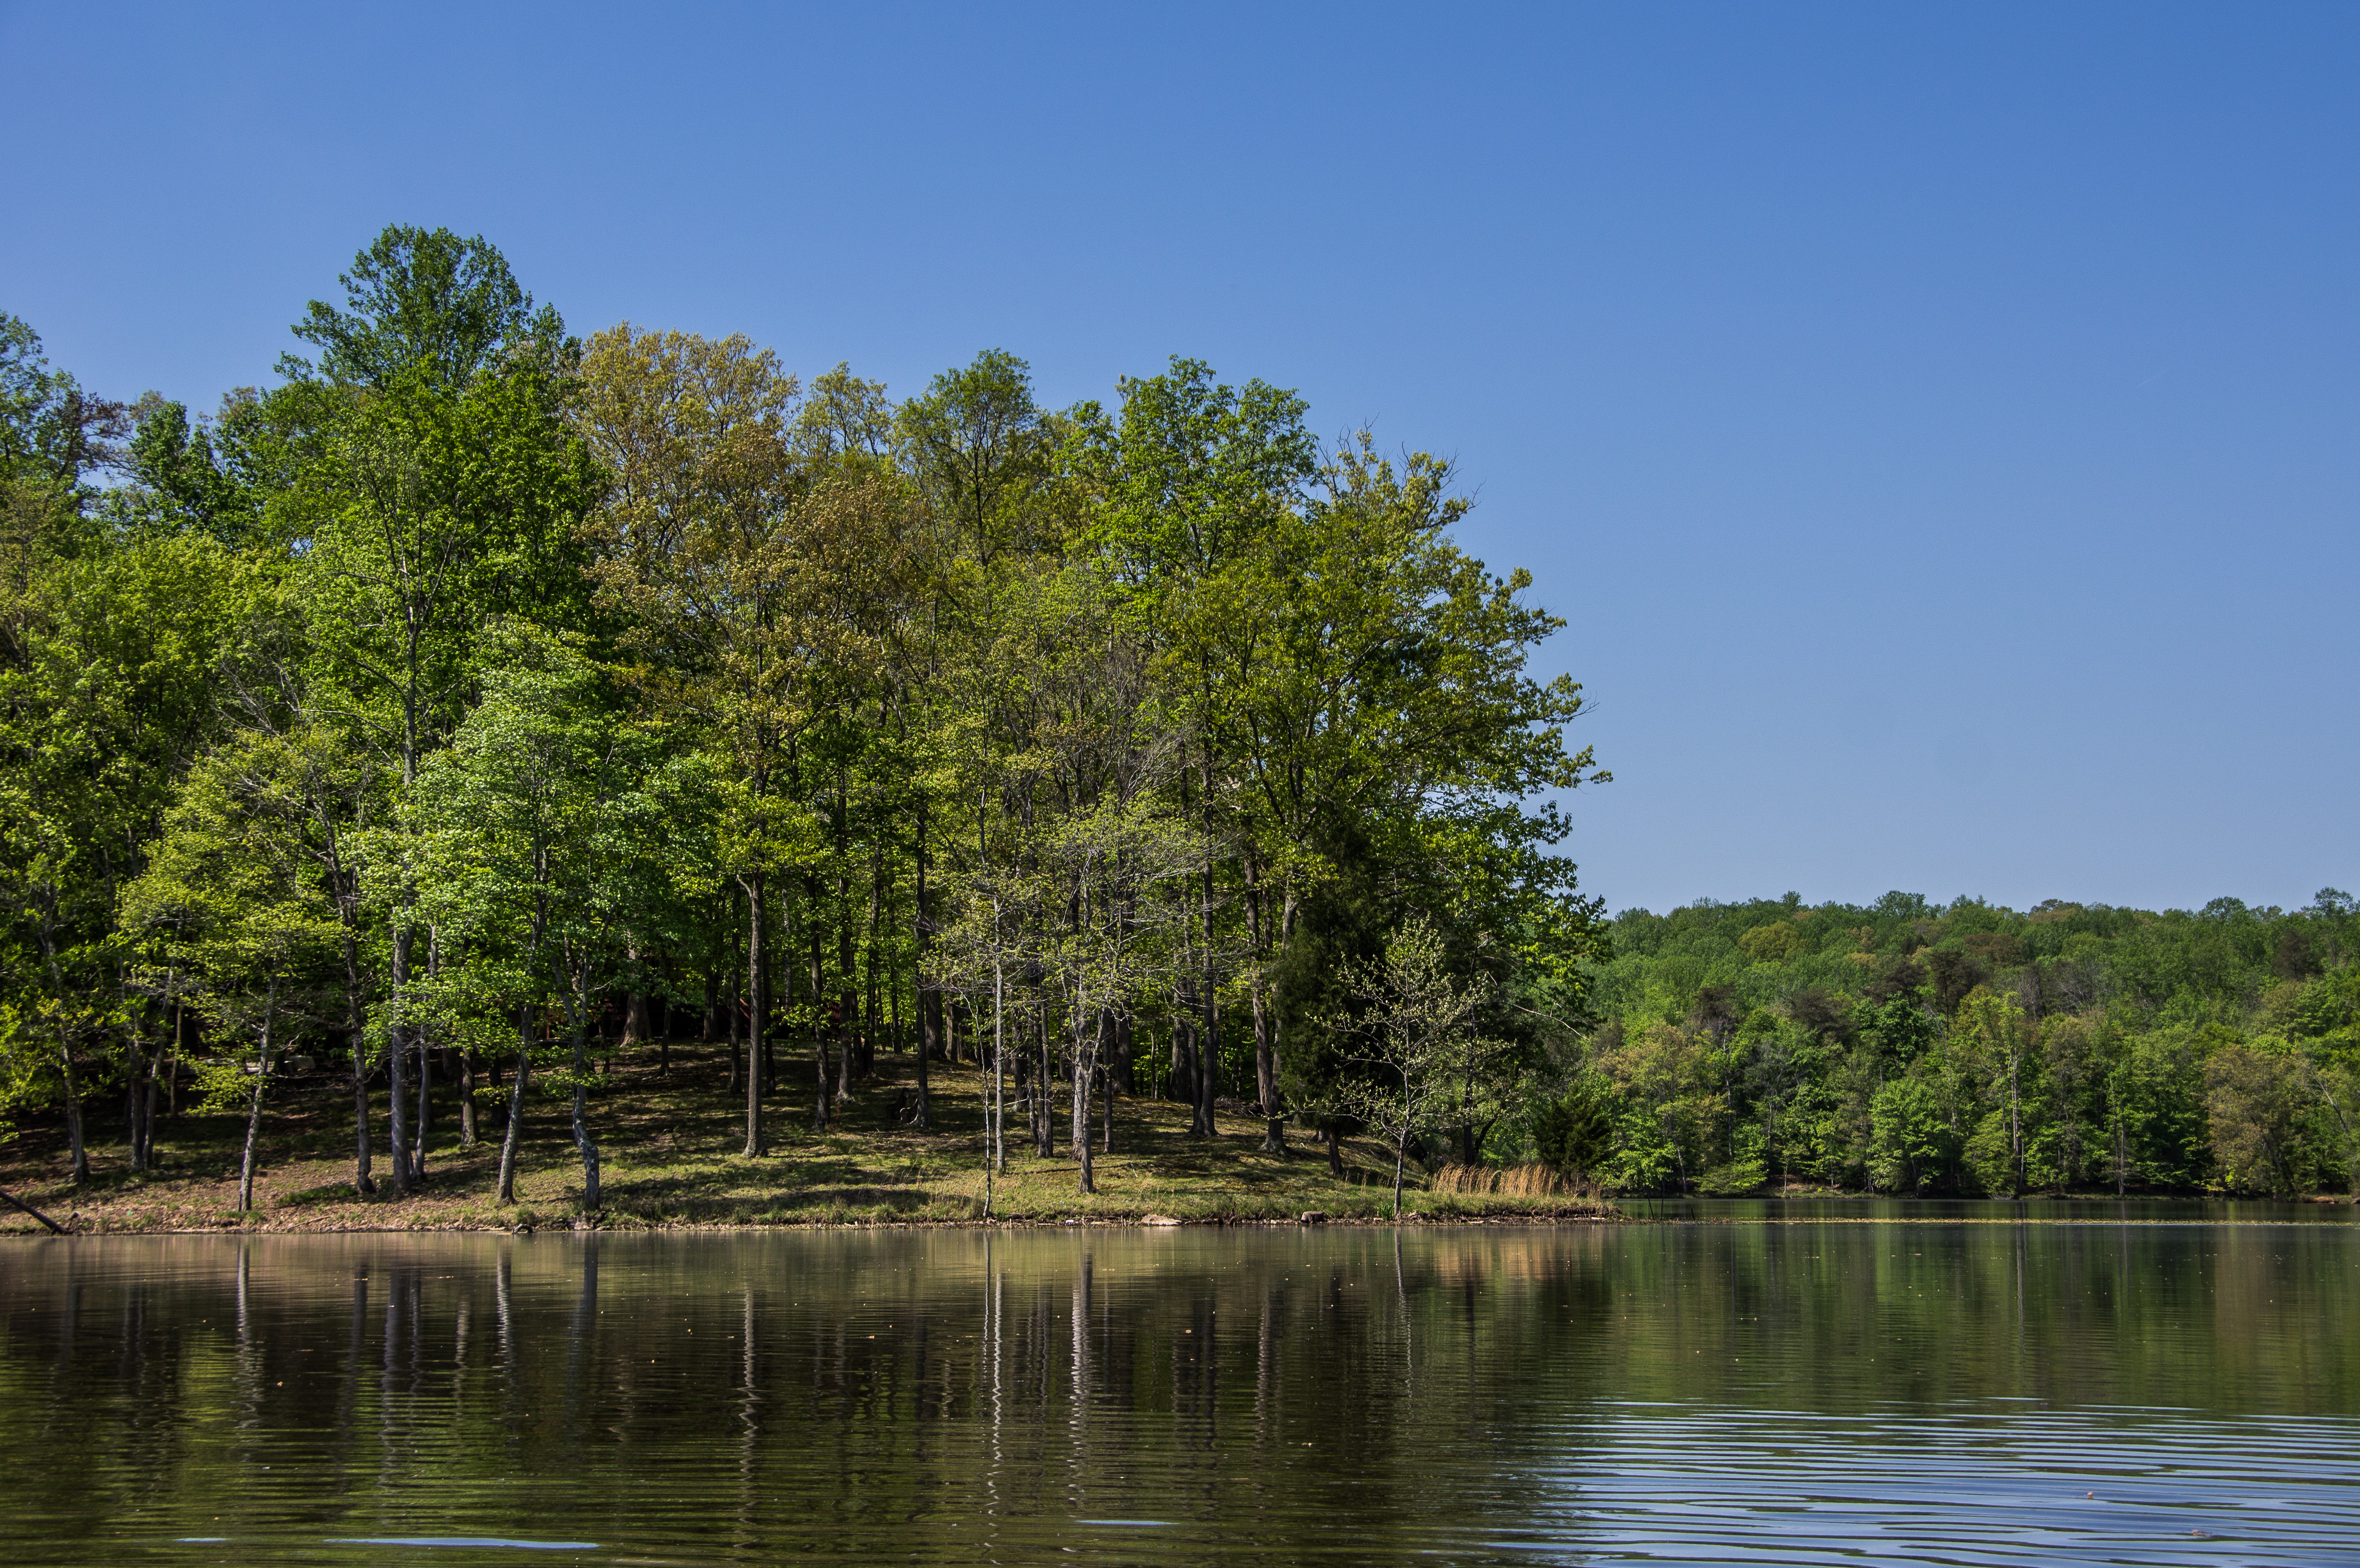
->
[1, 225, 1608, 1231]
[3, 227, 2351, 1237]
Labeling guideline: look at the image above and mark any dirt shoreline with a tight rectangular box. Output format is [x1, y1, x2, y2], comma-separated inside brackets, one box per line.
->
[0, 1040, 1616, 1238]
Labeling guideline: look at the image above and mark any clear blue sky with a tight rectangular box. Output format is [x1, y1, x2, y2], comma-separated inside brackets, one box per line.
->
[5, 3, 2353, 917]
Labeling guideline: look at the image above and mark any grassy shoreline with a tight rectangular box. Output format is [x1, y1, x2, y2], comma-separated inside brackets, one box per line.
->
[0, 1039, 1616, 1236]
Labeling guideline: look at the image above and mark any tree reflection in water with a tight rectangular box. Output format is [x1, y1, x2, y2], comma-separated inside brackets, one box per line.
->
[0, 1220, 2353, 1564]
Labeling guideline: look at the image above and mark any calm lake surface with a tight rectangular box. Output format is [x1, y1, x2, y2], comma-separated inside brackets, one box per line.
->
[2, 1210, 2355, 1566]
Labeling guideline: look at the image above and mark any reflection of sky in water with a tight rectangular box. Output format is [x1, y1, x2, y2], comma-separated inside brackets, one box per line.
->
[2, 1223, 2352, 1566]
[1516, 1404, 2360, 1564]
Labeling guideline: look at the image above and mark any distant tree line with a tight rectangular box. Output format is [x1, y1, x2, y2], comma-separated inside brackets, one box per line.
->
[1543, 889, 2360, 1197]
[0, 225, 1608, 1203]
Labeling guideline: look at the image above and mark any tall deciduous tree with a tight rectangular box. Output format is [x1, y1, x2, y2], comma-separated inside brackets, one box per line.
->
[292, 228, 598, 1191]
[582, 326, 918, 1153]
[415, 622, 657, 1208]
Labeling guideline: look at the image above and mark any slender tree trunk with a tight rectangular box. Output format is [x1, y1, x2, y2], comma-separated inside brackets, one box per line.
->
[809, 919, 830, 1131]
[570, 973, 602, 1212]
[2009, 1055, 2025, 1198]
[413, 1035, 432, 1178]
[413, 927, 441, 1174]
[332, 882, 372, 1193]
[59, 1041, 87, 1182]
[497, 1003, 533, 1203]
[1172, 1006, 1196, 1112]
[834, 783, 858, 1098]
[1035, 988, 1054, 1158]
[387, 922, 414, 1194]
[861, 837, 883, 1080]
[1393, 1125, 1408, 1219]
[238, 978, 276, 1214]
[990, 951, 1007, 1188]
[1196, 988, 1219, 1137]
[622, 966, 650, 1048]
[1254, 977, 1280, 1152]
[1069, 1000, 1090, 1166]
[1326, 1120, 1343, 1176]
[728, 902, 744, 1094]
[743, 871, 768, 1157]
[1195, 759, 1218, 1139]
[1073, 1012, 1096, 1196]
[350, 1025, 373, 1195]
[36, 916, 89, 1185]
[459, 1046, 478, 1150]
[1249, 879, 1282, 1152]
[2114, 1092, 2127, 1196]
[124, 1027, 149, 1175]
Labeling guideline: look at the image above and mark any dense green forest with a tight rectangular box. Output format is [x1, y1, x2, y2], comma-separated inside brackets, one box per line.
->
[0, 226, 1605, 1211]
[1572, 890, 2359, 1197]
[6, 226, 2351, 1213]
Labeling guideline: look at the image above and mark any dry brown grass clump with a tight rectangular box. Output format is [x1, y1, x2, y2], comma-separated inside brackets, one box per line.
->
[1431, 1162, 1576, 1198]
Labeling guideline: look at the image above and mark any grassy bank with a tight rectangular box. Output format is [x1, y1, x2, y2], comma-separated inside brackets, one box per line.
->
[0, 1040, 1614, 1235]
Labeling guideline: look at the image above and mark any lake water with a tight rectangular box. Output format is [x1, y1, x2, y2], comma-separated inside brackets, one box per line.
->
[2, 1209, 2354, 1566]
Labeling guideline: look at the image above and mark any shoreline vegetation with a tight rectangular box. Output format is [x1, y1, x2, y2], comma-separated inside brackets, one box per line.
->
[7, 228, 2357, 1228]
[3, 225, 1617, 1227]
[1578, 890, 2360, 1201]
[0, 1040, 1616, 1236]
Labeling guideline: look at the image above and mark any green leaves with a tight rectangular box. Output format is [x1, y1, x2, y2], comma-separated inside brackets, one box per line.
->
[288, 225, 561, 394]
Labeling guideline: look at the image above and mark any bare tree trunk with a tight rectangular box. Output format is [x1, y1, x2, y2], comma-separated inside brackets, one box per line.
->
[569, 972, 602, 1212]
[1069, 1002, 1091, 1167]
[124, 1028, 149, 1175]
[1254, 977, 1281, 1153]
[1393, 1126, 1408, 1219]
[387, 923, 414, 1194]
[1111, 1014, 1134, 1098]
[829, 780, 851, 1104]
[238, 978, 276, 1213]
[834, 793, 859, 1099]
[167, 1002, 182, 1120]
[622, 960, 651, 1047]
[60, 1037, 88, 1182]
[727, 914, 743, 1094]
[743, 871, 768, 1156]
[1195, 761, 1221, 1139]
[413, 928, 440, 1175]
[349, 1028, 373, 1195]
[809, 919, 831, 1132]
[989, 953, 1007, 1201]
[1035, 990, 1054, 1158]
[413, 1039, 432, 1178]
[1196, 988, 1219, 1138]
[146, 1025, 165, 1160]
[459, 1046, 478, 1150]
[1169, 1010, 1191, 1107]
[861, 837, 883, 1081]
[335, 890, 372, 1194]
[2008, 1056, 2026, 1198]
[1073, 1017, 1096, 1196]
[497, 1004, 533, 1203]
[37, 916, 89, 1185]
[1250, 879, 1282, 1152]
